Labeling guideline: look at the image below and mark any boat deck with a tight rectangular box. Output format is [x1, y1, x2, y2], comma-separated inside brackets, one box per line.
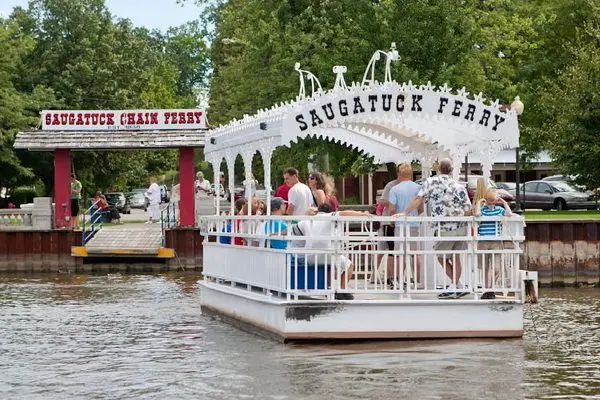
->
[205, 279, 520, 304]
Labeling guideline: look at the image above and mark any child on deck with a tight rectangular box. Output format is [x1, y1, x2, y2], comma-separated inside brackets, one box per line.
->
[474, 188, 512, 299]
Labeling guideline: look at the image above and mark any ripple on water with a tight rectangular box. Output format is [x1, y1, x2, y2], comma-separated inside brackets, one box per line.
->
[0, 275, 598, 399]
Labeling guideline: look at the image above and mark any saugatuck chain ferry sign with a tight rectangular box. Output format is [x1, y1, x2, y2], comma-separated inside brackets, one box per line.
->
[41, 109, 206, 131]
[292, 88, 509, 135]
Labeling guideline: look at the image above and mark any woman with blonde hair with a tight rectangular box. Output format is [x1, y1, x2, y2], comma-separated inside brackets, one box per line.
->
[467, 177, 487, 216]
[322, 173, 339, 211]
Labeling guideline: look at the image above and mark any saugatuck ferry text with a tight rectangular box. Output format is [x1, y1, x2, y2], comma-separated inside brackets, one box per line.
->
[294, 91, 507, 132]
[41, 108, 206, 131]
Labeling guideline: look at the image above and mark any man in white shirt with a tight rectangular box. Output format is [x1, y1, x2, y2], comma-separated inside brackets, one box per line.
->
[145, 177, 162, 224]
[283, 167, 314, 216]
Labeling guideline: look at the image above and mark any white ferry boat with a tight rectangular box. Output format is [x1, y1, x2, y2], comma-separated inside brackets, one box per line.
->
[198, 47, 537, 341]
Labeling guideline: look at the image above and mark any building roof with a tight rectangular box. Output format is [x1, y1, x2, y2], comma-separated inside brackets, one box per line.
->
[467, 150, 552, 164]
[13, 130, 207, 151]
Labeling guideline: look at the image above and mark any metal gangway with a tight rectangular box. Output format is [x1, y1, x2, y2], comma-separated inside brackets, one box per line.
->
[72, 202, 176, 258]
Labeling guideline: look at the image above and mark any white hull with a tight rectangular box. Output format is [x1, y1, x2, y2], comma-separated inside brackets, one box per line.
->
[200, 281, 524, 342]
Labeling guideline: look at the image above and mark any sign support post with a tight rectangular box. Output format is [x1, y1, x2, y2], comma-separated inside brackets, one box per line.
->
[54, 149, 71, 228]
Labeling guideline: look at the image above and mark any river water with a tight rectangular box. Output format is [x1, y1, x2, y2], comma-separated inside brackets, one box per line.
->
[0, 273, 598, 400]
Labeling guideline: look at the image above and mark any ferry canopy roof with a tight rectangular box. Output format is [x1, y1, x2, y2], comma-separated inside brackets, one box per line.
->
[204, 50, 521, 178]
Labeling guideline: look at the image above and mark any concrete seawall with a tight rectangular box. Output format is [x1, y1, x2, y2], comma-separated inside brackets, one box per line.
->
[1, 221, 599, 286]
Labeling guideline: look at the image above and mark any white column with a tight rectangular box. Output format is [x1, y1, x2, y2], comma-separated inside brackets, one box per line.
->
[367, 172, 374, 205]
[359, 175, 365, 204]
[452, 153, 463, 180]
[422, 162, 431, 180]
[226, 153, 236, 215]
[262, 149, 273, 215]
[241, 151, 254, 215]
[211, 159, 220, 216]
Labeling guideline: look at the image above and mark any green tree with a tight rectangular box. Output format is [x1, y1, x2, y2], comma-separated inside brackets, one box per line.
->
[530, 3, 600, 189]
[0, 16, 57, 193]
[4, 0, 209, 194]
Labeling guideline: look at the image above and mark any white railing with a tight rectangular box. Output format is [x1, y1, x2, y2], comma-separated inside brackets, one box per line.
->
[0, 209, 33, 229]
[199, 214, 525, 301]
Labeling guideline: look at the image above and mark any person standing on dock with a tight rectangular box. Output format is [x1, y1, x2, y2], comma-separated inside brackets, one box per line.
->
[195, 171, 211, 197]
[394, 158, 471, 299]
[145, 177, 161, 224]
[70, 173, 82, 228]
[283, 167, 314, 216]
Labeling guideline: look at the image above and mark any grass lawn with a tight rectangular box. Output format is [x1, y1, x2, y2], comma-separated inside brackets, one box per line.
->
[524, 210, 600, 220]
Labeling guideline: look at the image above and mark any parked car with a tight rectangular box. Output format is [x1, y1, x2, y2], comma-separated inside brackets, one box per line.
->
[127, 192, 147, 210]
[459, 175, 516, 210]
[520, 180, 597, 210]
[232, 184, 267, 201]
[105, 192, 131, 214]
[496, 182, 516, 192]
[542, 175, 599, 198]
[130, 188, 149, 209]
[131, 186, 168, 205]
[542, 174, 576, 182]
[210, 183, 232, 201]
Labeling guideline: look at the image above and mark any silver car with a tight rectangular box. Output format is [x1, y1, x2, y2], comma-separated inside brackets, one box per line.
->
[521, 180, 598, 210]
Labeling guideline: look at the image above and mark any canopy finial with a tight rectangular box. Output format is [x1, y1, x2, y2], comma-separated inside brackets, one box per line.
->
[361, 42, 400, 87]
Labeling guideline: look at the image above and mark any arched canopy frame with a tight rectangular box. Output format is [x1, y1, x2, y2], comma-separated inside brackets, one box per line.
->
[205, 69, 520, 214]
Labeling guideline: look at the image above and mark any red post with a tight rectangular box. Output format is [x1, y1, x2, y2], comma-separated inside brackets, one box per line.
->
[54, 149, 72, 228]
[179, 147, 195, 226]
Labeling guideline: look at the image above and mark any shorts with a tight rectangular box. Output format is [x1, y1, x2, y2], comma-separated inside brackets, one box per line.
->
[377, 225, 395, 251]
[71, 198, 80, 217]
[394, 226, 421, 251]
[434, 226, 468, 251]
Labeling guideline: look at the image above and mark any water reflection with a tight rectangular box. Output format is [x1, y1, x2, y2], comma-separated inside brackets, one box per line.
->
[0, 275, 597, 399]
[161, 271, 201, 294]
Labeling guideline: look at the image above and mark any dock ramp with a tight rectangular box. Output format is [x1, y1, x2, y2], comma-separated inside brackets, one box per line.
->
[72, 224, 174, 258]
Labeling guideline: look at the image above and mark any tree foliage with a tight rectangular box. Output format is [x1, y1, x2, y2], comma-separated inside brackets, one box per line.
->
[0, 0, 210, 198]
[197, 0, 600, 189]
[2, 0, 600, 197]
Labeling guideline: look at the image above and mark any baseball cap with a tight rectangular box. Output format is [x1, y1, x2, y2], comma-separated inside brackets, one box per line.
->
[270, 197, 287, 210]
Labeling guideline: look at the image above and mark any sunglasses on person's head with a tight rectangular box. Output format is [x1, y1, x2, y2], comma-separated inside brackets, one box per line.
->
[308, 175, 316, 180]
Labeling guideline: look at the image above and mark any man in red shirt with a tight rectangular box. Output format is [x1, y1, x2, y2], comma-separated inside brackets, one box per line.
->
[274, 181, 290, 201]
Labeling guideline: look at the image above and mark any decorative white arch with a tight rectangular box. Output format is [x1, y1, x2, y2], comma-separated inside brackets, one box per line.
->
[205, 47, 521, 213]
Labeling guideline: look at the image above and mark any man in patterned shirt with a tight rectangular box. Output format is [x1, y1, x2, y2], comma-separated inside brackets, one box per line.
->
[393, 158, 472, 298]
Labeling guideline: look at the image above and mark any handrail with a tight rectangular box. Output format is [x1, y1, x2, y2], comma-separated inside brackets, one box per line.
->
[199, 214, 526, 300]
[160, 201, 178, 246]
[81, 199, 104, 245]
